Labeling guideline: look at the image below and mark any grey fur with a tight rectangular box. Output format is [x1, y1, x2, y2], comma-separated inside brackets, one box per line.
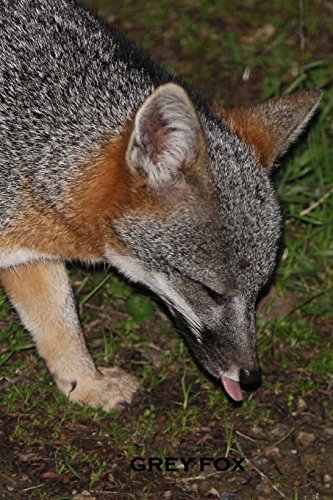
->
[0, 0, 159, 226]
[0, 0, 321, 399]
[115, 116, 282, 376]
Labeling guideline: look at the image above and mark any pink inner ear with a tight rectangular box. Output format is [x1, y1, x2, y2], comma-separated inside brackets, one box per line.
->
[141, 108, 169, 164]
[155, 175, 192, 204]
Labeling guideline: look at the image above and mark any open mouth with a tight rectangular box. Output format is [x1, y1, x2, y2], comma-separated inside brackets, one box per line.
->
[221, 374, 242, 401]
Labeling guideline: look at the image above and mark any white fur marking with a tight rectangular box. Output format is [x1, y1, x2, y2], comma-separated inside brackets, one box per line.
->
[105, 249, 202, 342]
[0, 248, 54, 269]
[222, 367, 240, 382]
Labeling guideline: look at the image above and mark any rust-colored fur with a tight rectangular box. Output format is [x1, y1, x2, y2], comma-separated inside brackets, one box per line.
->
[0, 124, 170, 260]
[0, 261, 138, 409]
[213, 104, 275, 167]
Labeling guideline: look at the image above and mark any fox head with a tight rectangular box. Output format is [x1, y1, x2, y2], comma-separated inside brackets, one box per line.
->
[106, 83, 321, 401]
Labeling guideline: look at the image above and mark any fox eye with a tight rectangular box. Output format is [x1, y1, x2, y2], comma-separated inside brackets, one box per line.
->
[203, 285, 226, 305]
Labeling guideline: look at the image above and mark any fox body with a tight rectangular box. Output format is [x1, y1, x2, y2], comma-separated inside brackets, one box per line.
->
[0, 0, 320, 408]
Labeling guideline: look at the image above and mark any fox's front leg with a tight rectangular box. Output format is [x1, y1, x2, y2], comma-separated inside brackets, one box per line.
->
[0, 261, 139, 410]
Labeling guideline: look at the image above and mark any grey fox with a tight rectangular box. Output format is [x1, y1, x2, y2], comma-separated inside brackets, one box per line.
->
[0, 0, 320, 409]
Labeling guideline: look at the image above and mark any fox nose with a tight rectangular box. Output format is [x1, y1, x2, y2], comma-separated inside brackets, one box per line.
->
[239, 367, 262, 386]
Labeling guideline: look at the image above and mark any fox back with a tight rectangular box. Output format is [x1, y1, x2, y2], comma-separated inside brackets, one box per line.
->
[0, 0, 321, 405]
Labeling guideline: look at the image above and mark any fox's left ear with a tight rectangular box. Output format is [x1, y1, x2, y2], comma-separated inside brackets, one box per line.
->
[220, 90, 322, 169]
[126, 83, 204, 203]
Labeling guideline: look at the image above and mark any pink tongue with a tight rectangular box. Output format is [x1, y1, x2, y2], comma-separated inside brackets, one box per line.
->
[221, 375, 242, 401]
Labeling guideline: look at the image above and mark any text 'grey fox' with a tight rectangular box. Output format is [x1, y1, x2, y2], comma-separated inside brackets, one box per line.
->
[0, 0, 321, 409]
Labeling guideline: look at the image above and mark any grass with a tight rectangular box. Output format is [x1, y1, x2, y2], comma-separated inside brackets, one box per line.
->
[0, 0, 332, 498]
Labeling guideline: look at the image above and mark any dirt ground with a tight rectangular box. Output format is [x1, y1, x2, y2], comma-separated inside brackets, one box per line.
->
[0, 296, 333, 500]
[0, 287, 332, 499]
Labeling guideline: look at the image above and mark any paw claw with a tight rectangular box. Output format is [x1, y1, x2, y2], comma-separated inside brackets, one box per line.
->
[66, 367, 139, 411]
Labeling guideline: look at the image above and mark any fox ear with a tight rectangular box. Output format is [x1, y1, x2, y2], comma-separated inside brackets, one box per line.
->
[126, 83, 203, 202]
[220, 90, 321, 169]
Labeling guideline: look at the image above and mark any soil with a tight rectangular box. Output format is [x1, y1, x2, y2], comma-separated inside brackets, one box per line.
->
[0, 280, 332, 500]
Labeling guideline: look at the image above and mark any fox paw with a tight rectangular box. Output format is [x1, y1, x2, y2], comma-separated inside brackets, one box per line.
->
[67, 367, 139, 411]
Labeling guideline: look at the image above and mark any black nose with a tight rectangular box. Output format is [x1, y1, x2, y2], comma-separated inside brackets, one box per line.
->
[239, 367, 262, 386]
